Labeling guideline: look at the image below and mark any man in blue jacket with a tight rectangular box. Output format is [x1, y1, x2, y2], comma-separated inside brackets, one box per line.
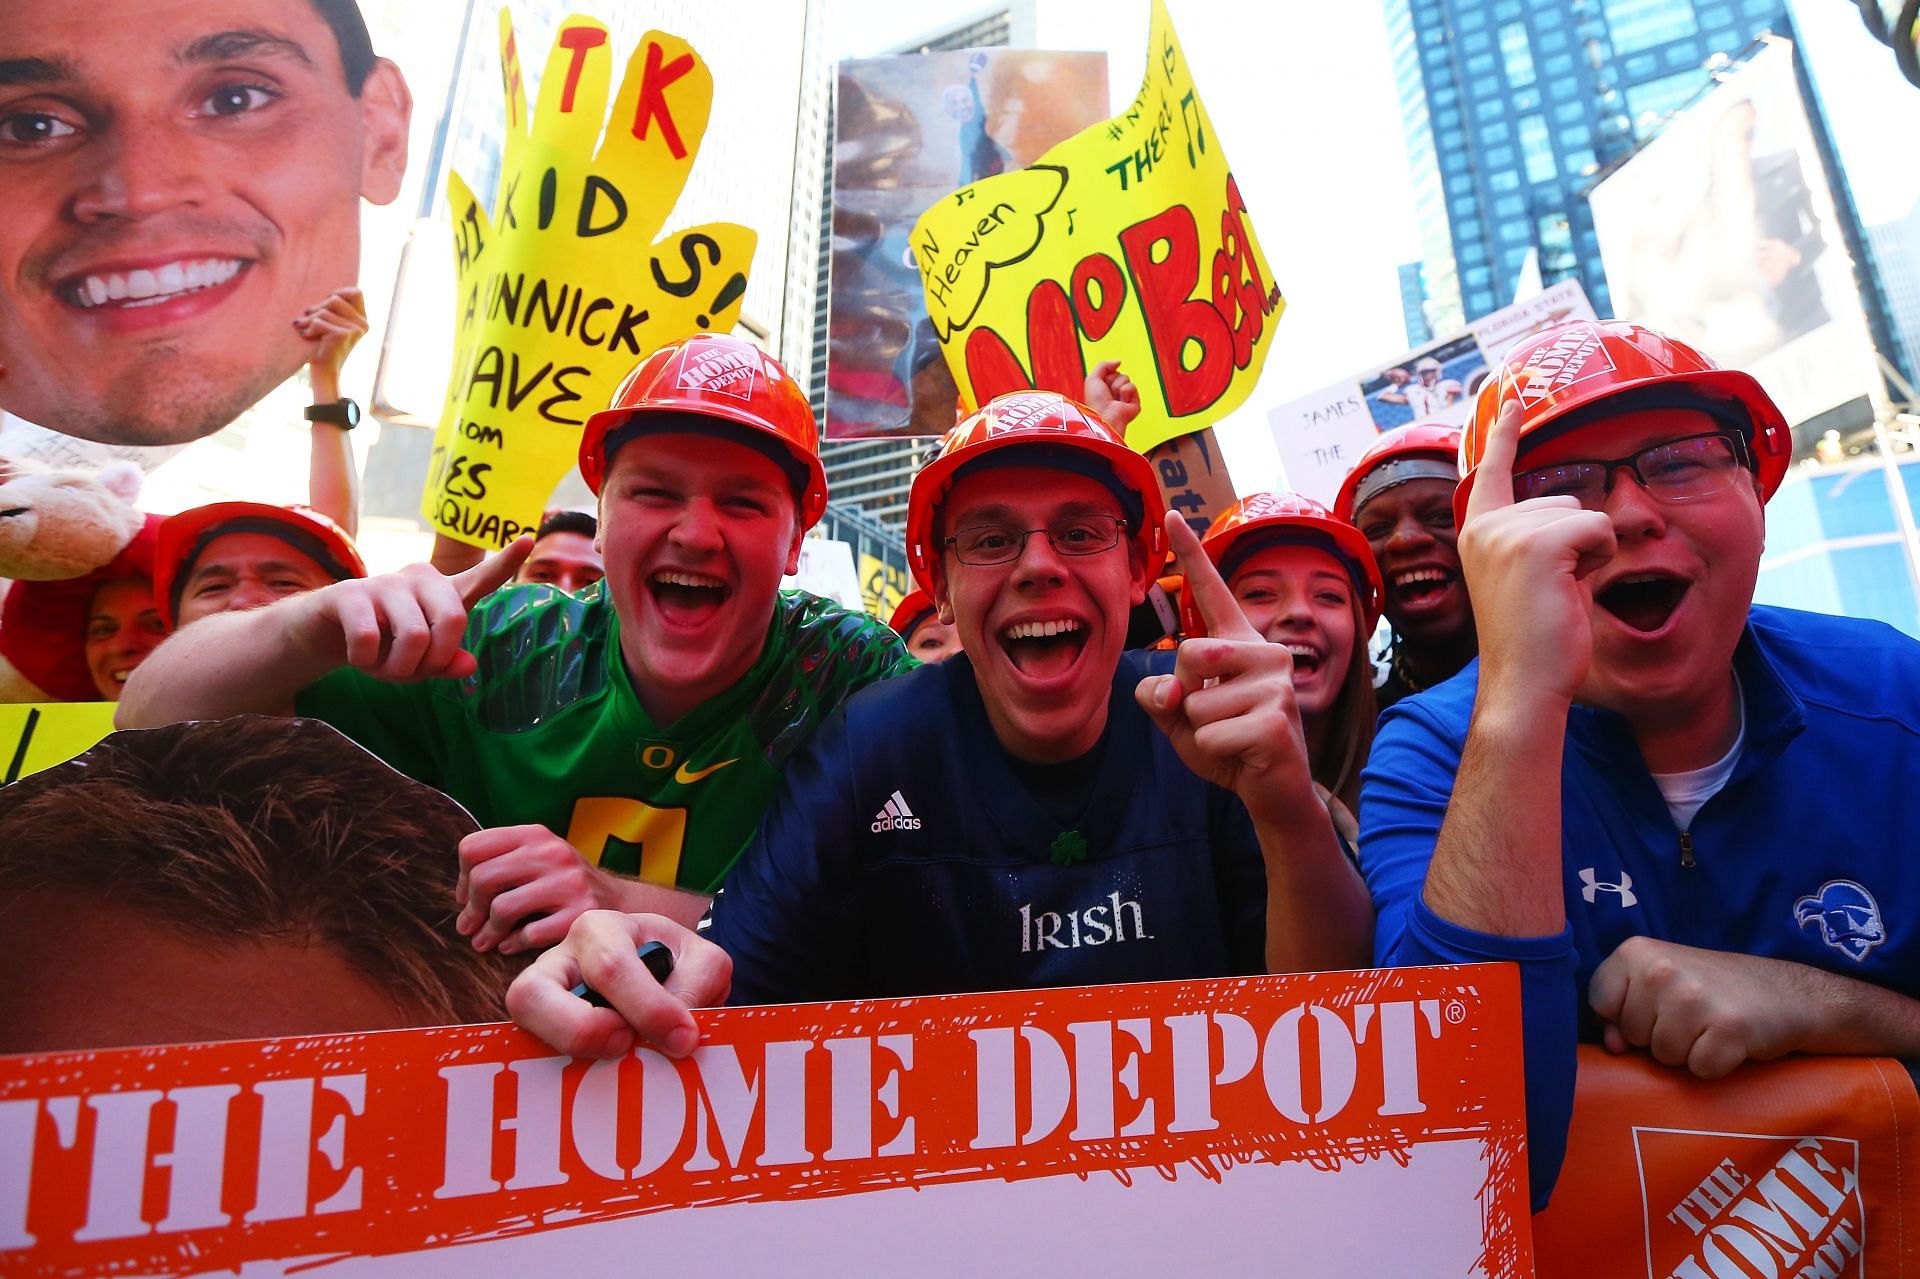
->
[1361, 318, 1920, 1206]
[507, 390, 1372, 1059]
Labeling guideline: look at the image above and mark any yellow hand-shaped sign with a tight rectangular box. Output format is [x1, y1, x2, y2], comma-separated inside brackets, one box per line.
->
[424, 12, 757, 548]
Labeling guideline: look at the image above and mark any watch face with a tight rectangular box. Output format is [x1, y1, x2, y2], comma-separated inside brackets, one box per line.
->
[309, 399, 359, 428]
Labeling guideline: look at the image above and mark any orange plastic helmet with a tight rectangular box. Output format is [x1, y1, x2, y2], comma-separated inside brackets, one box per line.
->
[1183, 491, 1383, 637]
[577, 333, 828, 529]
[904, 391, 1166, 592]
[887, 588, 938, 639]
[1455, 319, 1791, 527]
[156, 502, 366, 626]
[1332, 422, 1464, 526]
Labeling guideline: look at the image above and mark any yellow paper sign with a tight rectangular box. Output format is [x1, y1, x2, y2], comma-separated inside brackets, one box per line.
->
[423, 12, 757, 548]
[911, 0, 1282, 455]
[858, 552, 911, 620]
[0, 702, 116, 785]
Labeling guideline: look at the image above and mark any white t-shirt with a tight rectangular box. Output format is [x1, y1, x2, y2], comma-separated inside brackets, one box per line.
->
[1650, 677, 1746, 831]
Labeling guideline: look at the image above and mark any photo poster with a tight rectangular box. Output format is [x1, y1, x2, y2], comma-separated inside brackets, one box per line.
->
[1265, 279, 1596, 504]
[782, 537, 864, 612]
[1590, 40, 1885, 428]
[422, 11, 757, 549]
[1, 965, 1534, 1278]
[1533, 1047, 1919, 1277]
[911, 0, 1285, 457]
[830, 51, 1111, 440]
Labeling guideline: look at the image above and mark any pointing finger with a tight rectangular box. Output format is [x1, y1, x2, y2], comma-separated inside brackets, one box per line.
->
[1165, 511, 1259, 643]
[1463, 399, 1525, 527]
[453, 536, 534, 609]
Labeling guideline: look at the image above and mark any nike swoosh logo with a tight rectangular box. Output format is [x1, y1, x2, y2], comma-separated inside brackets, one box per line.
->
[674, 757, 739, 785]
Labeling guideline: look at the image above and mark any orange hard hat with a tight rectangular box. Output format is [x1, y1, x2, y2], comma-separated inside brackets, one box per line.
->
[887, 588, 939, 639]
[1455, 319, 1791, 527]
[155, 502, 366, 626]
[1332, 422, 1464, 526]
[904, 391, 1166, 593]
[578, 333, 828, 529]
[1183, 491, 1383, 636]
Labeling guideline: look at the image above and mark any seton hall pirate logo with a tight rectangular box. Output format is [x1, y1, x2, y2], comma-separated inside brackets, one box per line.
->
[1793, 879, 1886, 962]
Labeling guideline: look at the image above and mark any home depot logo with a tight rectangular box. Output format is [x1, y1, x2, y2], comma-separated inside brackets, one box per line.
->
[1634, 1127, 1865, 1278]
[1506, 326, 1615, 408]
[677, 346, 760, 401]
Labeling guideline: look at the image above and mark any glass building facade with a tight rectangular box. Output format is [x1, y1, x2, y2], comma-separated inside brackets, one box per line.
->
[1383, 0, 1788, 330]
[1758, 456, 1920, 637]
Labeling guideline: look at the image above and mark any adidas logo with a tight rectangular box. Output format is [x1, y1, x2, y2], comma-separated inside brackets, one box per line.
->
[870, 790, 921, 833]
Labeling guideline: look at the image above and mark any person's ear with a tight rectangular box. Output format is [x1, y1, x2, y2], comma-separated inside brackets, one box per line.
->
[357, 60, 412, 206]
[783, 514, 805, 578]
[931, 560, 955, 624]
[1126, 536, 1151, 607]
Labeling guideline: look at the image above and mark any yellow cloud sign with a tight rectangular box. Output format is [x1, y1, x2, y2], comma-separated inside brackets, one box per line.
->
[912, 0, 1282, 455]
[424, 12, 756, 548]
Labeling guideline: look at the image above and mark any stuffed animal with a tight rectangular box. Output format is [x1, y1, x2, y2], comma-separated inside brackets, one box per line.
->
[0, 457, 160, 702]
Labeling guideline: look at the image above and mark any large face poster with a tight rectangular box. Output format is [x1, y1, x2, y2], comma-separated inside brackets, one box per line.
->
[0, 1, 410, 451]
[1589, 40, 1881, 425]
[829, 50, 1110, 440]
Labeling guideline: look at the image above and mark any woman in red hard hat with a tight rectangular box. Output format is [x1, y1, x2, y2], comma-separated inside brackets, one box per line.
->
[1186, 492, 1382, 839]
[1334, 423, 1477, 708]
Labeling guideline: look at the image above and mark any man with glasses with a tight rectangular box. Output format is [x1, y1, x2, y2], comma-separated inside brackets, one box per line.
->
[1360, 319, 1920, 1205]
[507, 391, 1371, 1058]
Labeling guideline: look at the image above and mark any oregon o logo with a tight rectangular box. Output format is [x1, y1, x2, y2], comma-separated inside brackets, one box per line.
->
[640, 745, 676, 770]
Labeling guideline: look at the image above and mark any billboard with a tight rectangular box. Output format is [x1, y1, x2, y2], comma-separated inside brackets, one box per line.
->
[829, 49, 1109, 439]
[1589, 40, 1883, 426]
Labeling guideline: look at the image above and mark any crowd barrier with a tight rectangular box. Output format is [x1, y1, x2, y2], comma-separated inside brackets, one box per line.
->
[1535, 1047, 1919, 1276]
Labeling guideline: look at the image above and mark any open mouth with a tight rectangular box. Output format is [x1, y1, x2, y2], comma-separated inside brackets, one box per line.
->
[1392, 567, 1456, 605]
[649, 569, 730, 625]
[58, 258, 248, 310]
[1597, 573, 1691, 634]
[1000, 617, 1088, 680]
[1283, 642, 1323, 676]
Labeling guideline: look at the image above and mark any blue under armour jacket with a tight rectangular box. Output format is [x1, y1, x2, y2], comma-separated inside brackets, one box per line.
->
[1361, 605, 1920, 1209]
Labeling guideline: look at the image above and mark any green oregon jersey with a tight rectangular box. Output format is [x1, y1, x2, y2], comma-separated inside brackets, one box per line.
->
[295, 584, 914, 893]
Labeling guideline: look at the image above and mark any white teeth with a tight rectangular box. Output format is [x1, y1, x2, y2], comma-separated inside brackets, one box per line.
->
[1003, 618, 1081, 640]
[66, 258, 245, 309]
[1394, 568, 1449, 587]
[654, 570, 725, 589]
[1285, 644, 1319, 662]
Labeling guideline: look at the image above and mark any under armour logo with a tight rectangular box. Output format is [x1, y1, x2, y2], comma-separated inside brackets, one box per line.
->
[1579, 867, 1638, 907]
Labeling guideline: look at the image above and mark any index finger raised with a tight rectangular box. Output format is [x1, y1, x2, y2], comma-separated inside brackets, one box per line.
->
[1165, 511, 1259, 642]
[452, 535, 533, 608]
[1463, 399, 1525, 525]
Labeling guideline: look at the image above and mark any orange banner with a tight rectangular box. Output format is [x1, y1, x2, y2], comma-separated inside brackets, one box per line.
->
[1, 967, 1530, 1277]
[1535, 1048, 1920, 1277]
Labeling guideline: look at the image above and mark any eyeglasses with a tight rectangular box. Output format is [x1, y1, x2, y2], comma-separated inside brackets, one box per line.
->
[944, 514, 1129, 566]
[1513, 432, 1753, 509]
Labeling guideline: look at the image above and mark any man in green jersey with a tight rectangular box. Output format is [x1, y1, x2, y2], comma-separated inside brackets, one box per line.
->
[120, 334, 912, 953]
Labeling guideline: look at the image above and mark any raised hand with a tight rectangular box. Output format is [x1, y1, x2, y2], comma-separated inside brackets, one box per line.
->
[1083, 359, 1141, 436]
[1459, 399, 1616, 708]
[291, 537, 531, 682]
[1136, 510, 1317, 825]
[295, 287, 369, 396]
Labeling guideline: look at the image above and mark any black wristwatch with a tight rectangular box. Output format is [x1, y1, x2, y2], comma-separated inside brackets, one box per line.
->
[304, 398, 361, 430]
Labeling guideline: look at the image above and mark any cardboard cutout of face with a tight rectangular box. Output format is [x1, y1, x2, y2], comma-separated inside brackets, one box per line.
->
[0, 0, 410, 446]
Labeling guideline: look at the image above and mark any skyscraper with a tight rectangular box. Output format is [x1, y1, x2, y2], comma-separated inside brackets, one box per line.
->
[1384, 0, 1787, 330]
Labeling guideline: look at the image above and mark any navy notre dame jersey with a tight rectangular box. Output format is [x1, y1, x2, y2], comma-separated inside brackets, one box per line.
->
[708, 650, 1268, 1003]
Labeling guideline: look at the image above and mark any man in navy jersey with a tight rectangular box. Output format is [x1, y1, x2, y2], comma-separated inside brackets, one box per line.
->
[509, 390, 1372, 1059]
